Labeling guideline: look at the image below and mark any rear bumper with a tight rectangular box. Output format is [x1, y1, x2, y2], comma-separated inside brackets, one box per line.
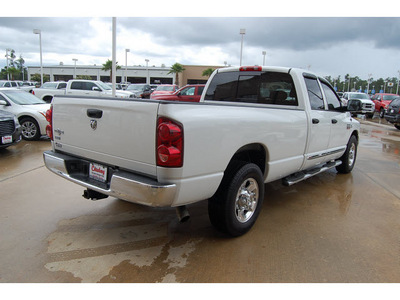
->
[43, 150, 176, 207]
[385, 114, 400, 124]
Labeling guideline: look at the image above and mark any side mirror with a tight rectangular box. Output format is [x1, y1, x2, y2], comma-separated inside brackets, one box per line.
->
[0, 100, 7, 106]
[92, 87, 101, 92]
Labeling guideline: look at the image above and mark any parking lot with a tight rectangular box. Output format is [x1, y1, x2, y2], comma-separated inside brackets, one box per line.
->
[0, 118, 399, 283]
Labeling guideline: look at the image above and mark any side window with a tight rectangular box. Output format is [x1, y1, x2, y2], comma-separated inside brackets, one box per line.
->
[70, 82, 83, 90]
[58, 83, 67, 89]
[181, 87, 195, 96]
[85, 82, 97, 91]
[197, 86, 204, 95]
[4, 82, 11, 87]
[321, 82, 341, 111]
[11, 82, 17, 87]
[305, 77, 325, 110]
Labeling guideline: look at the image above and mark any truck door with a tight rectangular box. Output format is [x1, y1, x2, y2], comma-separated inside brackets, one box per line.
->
[303, 76, 331, 168]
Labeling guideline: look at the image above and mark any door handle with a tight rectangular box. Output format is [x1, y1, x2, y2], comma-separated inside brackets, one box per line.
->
[87, 109, 103, 119]
[332, 119, 338, 124]
[312, 118, 319, 124]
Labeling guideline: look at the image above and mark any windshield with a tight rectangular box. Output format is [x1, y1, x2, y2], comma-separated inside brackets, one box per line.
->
[2, 90, 46, 105]
[349, 93, 369, 100]
[41, 82, 58, 89]
[156, 85, 175, 91]
[127, 84, 145, 91]
[383, 95, 398, 101]
[96, 81, 111, 90]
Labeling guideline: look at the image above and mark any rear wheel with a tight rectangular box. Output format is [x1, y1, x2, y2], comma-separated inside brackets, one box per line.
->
[395, 125, 400, 130]
[208, 161, 264, 237]
[336, 135, 358, 174]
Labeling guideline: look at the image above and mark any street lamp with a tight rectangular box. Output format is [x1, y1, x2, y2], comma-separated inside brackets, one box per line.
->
[145, 59, 149, 84]
[72, 58, 78, 78]
[397, 70, 400, 95]
[262, 51, 266, 66]
[239, 29, 246, 66]
[125, 49, 130, 83]
[33, 29, 43, 86]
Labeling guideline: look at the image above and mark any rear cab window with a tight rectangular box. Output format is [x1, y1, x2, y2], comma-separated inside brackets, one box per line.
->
[205, 70, 298, 106]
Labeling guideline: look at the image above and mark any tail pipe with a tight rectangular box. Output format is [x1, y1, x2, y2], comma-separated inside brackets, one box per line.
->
[176, 205, 190, 223]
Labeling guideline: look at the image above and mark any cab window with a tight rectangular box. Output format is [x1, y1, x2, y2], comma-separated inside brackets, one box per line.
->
[321, 82, 342, 111]
[304, 77, 324, 110]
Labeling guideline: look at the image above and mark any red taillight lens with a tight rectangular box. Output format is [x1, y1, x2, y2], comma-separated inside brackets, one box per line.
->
[156, 117, 183, 167]
[239, 66, 262, 71]
[32, 90, 35, 95]
[46, 105, 53, 140]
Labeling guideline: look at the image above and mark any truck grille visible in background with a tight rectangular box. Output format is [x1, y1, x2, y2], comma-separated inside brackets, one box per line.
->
[0, 120, 15, 135]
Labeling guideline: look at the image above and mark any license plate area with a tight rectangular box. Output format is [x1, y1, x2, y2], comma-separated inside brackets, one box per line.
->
[2, 136, 12, 144]
[89, 162, 108, 183]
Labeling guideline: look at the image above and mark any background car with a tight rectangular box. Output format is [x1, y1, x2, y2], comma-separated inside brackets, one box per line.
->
[0, 110, 22, 149]
[0, 80, 18, 88]
[126, 84, 152, 98]
[150, 84, 205, 102]
[384, 97, 400, 130]
[150, 84, 179, 99]
[0, 88, 50, 140]
[341, 92, 375, 117]
[371, 93, 399, 118]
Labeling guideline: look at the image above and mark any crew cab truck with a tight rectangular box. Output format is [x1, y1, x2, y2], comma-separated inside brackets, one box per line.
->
[33, 80, 134, 103]
[43, 66, 360, 237]
[32, 81, 67, 103]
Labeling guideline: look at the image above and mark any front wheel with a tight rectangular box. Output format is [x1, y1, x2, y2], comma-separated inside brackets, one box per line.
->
[336, 135, 358, 174]
[20, 117, 41, 141]
[379, 108, 385, 118]
[395, 124, 400, 130]
[208, 162, 264, 237]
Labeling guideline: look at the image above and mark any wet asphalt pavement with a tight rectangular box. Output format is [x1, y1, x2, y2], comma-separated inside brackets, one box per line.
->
[0, 117, 399, 283]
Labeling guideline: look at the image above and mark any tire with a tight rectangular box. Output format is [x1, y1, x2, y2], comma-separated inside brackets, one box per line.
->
[336, 135, 358, 174]
[379, 108, 385, 118]
[208, 161, 264, 237]
[20, 117, 41, 141]
[395, 125, 400, 130]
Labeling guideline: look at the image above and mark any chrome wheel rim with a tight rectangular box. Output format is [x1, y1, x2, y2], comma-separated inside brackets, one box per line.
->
[21, 121, 37, 139]
[235, 178, 259, 223]
[348, 143, 356, 167]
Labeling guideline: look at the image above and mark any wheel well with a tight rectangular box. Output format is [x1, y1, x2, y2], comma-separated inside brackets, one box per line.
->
[43, 96, 53, 103]
[228, 144, 267, 176]
[352, 130, 359, 143]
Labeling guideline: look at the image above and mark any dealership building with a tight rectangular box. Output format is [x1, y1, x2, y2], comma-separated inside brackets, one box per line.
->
[26, 64, 224, 87]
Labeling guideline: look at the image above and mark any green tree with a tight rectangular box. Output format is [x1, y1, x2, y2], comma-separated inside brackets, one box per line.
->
[202, 68, 215, 78]
[102, 59, 121, 81]
[167, 63, 185, 87]
[7, 67, 20, 80]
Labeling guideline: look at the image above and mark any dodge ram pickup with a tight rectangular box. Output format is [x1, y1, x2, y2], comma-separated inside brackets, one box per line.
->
[33, 80, 134, 103]
[43, 66, 360, 237]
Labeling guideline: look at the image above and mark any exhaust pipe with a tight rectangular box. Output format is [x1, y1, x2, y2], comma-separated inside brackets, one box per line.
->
[83, 189, 108, 200]
[176, 206, 190, 223]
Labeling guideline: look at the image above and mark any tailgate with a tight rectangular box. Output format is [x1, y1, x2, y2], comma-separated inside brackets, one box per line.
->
[52, 96, 159, 177]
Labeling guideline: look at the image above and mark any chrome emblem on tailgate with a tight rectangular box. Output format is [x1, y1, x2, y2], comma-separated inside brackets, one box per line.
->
[90, 120, 97, 130]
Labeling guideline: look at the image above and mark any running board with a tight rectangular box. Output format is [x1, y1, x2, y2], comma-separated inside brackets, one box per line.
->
[282, 160, 342, 186]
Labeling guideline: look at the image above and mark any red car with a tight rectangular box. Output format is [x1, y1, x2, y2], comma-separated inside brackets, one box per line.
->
[150, 84, 178, 99]
[150, 84, 205, 102]
[371, 93, 399, 118]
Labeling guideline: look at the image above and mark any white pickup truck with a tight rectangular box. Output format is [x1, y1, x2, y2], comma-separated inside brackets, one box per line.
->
[43, 66, 360, 236]
[33, 80, 134, 103]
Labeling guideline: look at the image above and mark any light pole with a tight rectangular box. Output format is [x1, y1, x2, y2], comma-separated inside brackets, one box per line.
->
[125, 49, 130, 83]
[262, 51, 266, 66]
[239, 29, 246, 66]
[33, 29, 43, 86]
[72, 58, 78, 78]
[397, 70, 400, 95]
[5, 48, 11, 80]
[367, 73, 372, 95]
[145, 59, 149, 84]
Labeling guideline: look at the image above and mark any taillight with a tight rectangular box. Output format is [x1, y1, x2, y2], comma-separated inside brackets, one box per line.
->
[45, 105, 53, 140]
[156, 117, 183, 167]
[239, 66, 262, 71]
[32, 90, 35, 95]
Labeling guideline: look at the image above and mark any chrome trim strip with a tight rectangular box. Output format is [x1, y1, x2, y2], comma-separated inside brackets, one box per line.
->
[306, 147, 346, 160]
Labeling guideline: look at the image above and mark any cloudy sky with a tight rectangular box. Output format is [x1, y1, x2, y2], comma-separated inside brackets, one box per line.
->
[1, 1, 400, 81]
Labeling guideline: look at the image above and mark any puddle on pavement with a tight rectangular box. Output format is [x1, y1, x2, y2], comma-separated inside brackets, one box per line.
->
[359, 126, 400, 158]
[43, 202, 207, 283]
